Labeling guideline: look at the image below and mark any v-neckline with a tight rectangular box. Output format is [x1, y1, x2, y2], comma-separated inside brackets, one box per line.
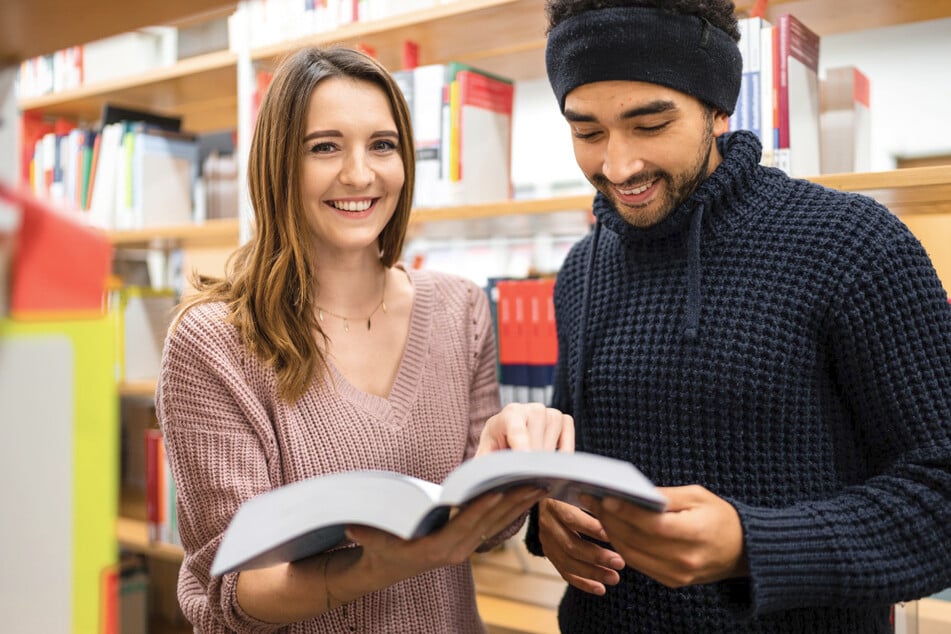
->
[325, 267, 432, 427]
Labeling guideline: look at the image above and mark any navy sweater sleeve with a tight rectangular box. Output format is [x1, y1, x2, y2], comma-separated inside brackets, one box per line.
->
[733, 199, 951, 617]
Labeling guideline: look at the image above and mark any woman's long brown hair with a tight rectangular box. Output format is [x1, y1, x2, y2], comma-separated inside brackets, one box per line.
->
[176, 46, 416, 402]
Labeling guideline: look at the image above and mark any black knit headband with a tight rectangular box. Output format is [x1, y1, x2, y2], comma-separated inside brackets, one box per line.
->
[545, 7, 743, 114]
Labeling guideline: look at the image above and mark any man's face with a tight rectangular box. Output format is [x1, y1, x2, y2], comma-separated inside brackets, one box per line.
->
[564, 81, 729, 228]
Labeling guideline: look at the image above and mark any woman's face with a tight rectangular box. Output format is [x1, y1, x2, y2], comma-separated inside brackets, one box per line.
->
[299, 77, 405, 260]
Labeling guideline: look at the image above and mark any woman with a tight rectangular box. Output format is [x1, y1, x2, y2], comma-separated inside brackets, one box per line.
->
[157, 46, 573, 632]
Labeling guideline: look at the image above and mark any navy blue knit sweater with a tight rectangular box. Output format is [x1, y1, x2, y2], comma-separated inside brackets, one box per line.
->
[525, 130, 951, 633]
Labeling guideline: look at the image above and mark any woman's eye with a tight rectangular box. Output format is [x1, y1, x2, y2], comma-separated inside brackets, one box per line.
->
[371, 139, 398, 152]
[309, 142, 336, 154]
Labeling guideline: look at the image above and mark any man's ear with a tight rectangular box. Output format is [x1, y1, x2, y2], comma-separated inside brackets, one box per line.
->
[712, 110, 731, 136]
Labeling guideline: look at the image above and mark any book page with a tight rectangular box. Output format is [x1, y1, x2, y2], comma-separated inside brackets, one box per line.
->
[438, 450, 666, 513]
[211, 470, 441, 576]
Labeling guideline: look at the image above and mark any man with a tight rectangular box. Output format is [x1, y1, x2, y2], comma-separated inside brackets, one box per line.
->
[525, 1, 951, 632]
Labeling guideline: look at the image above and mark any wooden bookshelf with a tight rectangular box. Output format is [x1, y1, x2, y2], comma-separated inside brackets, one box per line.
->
[811, 165, 951, 215]
[117, 516, 184, 563]
[0, 1, 237, 64]
[119, 379, 158, 398]
[734, 0, 951, 35]
[107, 217, 240, 249]
[250, 0, 549, 82]
[18, 50, 238, 133]
[100, 169, 950, 251]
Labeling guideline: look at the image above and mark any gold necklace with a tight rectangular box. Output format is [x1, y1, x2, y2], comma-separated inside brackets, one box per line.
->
[315, 270, 387, 332]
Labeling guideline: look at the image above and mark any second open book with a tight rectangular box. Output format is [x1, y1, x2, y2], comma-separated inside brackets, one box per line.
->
[211, 450, 666, 576]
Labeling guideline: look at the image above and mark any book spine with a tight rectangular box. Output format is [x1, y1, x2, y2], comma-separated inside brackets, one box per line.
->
[145, 428, 161, 543]
[495, 278, 516, 406]
[777, 13, 791, 152]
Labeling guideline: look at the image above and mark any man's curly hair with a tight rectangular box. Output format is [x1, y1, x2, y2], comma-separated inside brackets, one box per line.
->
[545, 0, 740, 41]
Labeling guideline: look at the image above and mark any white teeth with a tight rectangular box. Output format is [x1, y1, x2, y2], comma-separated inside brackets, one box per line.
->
[330, 200, 372, 212]
[618, 182, 652, 196]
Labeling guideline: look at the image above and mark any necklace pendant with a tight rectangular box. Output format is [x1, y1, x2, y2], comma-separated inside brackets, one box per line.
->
[367, 318, 372, 331]
[381, 301, 387, 314]
[343, 320, 349, 333]
[318, 309, 324, 321]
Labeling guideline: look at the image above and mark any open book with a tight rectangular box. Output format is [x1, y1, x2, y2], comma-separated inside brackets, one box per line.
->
[211, 450, 666, 576]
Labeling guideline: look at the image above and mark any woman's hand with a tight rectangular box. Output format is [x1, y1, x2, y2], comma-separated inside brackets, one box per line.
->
[344, 485, 548, 591]
[476, 402, 574, 456]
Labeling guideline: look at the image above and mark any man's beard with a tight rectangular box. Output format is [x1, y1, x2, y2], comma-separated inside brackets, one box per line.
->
[592, 114, 716, 228]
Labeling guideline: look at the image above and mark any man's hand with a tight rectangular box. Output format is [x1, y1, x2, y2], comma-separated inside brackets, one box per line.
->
[582, 485, 748, 588]
[537, 498, 626, 595]
[477, 403, 574, 456]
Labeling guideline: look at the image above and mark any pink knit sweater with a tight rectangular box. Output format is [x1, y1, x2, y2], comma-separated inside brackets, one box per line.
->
[157, 268, 502, 633]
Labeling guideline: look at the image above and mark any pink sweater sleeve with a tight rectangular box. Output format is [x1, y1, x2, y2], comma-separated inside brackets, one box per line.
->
[157, 303, 286, 632]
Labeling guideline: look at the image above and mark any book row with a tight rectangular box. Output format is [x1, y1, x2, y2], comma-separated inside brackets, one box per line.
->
[729, 13, 871, 177]
[21, 108, 238, 230]
[144, 428, 181, 548]
[15, 0, 469, 99]
[229, 0, 453, 52]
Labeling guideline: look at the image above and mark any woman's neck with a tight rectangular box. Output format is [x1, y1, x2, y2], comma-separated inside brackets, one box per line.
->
[313, 255, 389, 316]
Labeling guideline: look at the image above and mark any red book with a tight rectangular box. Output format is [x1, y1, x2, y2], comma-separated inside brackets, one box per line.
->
[145, 428, 162, 543]
[775, 13, 821, 176]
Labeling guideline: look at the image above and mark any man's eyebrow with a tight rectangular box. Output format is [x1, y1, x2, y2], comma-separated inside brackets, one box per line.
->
[619, 100, 678, 119]
[563, 99, 679, 123]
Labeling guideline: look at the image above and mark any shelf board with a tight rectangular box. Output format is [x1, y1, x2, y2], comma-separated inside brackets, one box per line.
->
[1, 1, 238, 63]
[410, 194, 593, 224]
[18, 50, 238, 132]
[735, 0, 951, 36]
[107, 217, 240, 249]
[250, 0, 550, 81]
[809, 165, 951, 215]
[116, 516, 184, 563]
[119, 380, 158, 398]
[101, 166, 951, 249]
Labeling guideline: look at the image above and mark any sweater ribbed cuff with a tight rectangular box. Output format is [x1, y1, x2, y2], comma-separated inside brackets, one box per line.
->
[731, 499, 845, 617]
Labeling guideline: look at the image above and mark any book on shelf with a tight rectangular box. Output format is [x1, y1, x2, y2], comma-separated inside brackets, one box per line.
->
[100, 103, 182, 133]
[730, 16, 775, 166]
[394, 62, 514, 208]
[447, 68, 515, 205]
[120, 287, 176, 382]
[820, 66, 871, 174]
[211, 450, 667, 576]
[145, 428, 181, 547]
[89, 123, 199, 230]
[527, 277, 557, 406]
[495, 278, 528, 406]
[774, 13, 822, 177]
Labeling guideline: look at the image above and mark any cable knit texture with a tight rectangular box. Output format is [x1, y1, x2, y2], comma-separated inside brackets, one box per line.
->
[525, 130, 951, 633]
[157, 268, 502, 633]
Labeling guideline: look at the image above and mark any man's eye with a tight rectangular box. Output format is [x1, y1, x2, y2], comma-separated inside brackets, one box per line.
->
[573, 130, 601, 140]
[638, 122, 671, 133]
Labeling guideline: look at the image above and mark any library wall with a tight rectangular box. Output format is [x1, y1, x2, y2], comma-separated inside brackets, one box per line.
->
[819, 17, 951, 170]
